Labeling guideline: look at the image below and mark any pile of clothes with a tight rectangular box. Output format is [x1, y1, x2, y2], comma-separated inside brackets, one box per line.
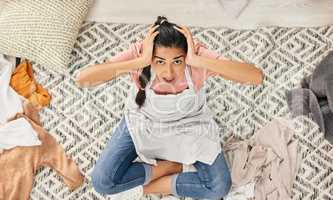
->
[223, 117, 301, 200]
[222, 51, 333, 199]
[0, 55, 84, 200]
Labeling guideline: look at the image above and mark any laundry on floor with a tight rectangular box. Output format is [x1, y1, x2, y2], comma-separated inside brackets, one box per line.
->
[224, 182, 255, 200]
[286, 51, 333, 144]
[10, 58, 51, 109]
[0, 54, 41, 151]
[0, 117, 41, 153]
[0, 54, 84, 200]
[223, 117, 301, 200]
[0, 103, 85, 200]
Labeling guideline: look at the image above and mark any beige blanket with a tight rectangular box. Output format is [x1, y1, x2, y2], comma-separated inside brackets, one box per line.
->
[224, 117, 301, 200]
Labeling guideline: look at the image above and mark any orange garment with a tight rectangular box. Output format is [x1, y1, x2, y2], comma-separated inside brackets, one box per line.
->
[9, 59, 51, 109]
[0, 101, 84, 200]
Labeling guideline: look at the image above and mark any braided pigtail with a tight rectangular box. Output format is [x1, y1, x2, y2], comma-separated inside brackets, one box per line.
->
[135, 66, 151, 107]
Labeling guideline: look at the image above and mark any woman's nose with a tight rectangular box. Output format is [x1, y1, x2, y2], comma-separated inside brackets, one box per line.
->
[162, 66, 173, 81]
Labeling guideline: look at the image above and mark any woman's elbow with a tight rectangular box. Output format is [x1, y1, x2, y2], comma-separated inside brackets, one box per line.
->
[244, 67, 263, 85]
[75, 67, 111, 88]
[75, 70, 91, 88]
[254, 69, 264, 85]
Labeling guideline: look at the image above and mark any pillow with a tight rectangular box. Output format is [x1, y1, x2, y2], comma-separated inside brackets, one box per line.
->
[0, 0, 94, 72]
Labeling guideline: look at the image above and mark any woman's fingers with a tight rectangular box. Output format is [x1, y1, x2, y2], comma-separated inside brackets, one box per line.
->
[148, 23, 156, 31]
[147, 24, 159, 35]
[141, 24, 160, 66]
[174, 25, 189, 39]
[180, 25, 192, 38]
[144, 24, 159, 42]
[173, 25, 184, 33]
[174, 25, 193, 43]
[147, 27, 159, 43]
[143, 24, 159, 43]
[174, 27, 188, 40]
[173, 25, 196, 56]
[179, 25, 189, 32]
[148, 31, 159, 43]
[151, 30, 159, 39]
[144, 24, 159, 41]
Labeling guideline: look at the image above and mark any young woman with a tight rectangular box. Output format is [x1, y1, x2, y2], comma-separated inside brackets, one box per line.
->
[76, 16, 263, 199]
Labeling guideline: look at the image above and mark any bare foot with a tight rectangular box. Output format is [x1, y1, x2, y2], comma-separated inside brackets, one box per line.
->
[143, 174, 174, 195]
[149, 160, 182, 182]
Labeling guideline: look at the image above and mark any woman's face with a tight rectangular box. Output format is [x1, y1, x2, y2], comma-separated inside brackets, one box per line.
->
[151, 46, 186, 84]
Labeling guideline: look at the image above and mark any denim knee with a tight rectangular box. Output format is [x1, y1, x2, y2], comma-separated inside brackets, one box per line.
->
[91, 163, 150, 195]
[208, 169, 232, 199]
[91, 167, 117, 195]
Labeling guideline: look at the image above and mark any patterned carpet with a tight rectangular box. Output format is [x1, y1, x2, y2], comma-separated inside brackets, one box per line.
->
[29, 22, 333, 199]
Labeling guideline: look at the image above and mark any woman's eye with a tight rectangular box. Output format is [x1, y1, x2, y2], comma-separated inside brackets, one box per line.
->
[174, 60, 182, 64]
[156, 60, 164, 64]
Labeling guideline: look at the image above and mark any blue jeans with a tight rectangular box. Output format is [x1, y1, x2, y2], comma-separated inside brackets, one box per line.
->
[91, 117, 231, 199]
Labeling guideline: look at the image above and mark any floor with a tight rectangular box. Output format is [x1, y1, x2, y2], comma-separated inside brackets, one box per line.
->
[86, 0, 333, 29]
[29, 21, 333, 199]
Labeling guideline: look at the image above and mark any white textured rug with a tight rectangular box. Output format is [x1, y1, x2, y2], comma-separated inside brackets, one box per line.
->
[30, 22, 333, 199]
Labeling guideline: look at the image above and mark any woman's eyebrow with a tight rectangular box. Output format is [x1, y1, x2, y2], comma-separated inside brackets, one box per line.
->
[154, 55, 184, 60]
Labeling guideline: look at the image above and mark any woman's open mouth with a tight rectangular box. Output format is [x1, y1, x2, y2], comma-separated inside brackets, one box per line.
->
[163, 78, 175, 83]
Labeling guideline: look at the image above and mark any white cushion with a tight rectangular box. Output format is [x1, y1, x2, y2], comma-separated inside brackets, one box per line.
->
[0, 0, 94, 72]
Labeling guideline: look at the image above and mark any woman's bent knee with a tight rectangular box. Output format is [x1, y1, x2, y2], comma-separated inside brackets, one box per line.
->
[204, 180, 231, 199]
[209, 171, 232, 198]
[216, 177, 232, 198]
[211, 152, 232, 198]
[202, 163, 232, 199]
[91, 168, 118, 195]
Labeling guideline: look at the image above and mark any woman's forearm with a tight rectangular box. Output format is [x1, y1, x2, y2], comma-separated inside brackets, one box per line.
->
[76, 57, 146, 88]
[190, 55, 264, 85]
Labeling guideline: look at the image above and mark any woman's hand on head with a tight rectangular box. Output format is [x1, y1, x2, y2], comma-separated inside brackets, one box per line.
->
[173, 25, 198, 66]
[141, 24, 160, 66]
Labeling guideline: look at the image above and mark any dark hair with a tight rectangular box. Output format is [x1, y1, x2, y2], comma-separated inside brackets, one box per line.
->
[135, 16, 188, 108]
